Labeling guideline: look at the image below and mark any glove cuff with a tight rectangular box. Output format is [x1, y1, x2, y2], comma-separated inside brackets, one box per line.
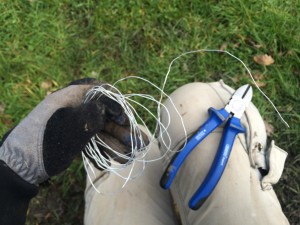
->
[0, 160, 38, 225]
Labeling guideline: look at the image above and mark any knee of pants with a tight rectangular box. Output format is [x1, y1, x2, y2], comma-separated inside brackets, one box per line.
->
[158, 80, 267, 169]
[157, 81, 290, 225]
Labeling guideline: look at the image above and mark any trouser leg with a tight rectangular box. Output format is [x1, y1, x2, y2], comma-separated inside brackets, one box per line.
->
[158, 80, 289, 225]
[84, 138, 179, 225]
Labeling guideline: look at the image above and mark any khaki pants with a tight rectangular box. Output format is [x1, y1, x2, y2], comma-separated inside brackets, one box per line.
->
[84, 81, 289, 225]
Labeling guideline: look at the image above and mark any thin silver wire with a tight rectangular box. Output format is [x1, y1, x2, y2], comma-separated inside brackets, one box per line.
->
[83, 48, 289, 194]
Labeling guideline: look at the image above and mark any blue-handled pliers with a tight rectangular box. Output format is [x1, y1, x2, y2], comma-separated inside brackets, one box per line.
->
[160, 84, 253, 210]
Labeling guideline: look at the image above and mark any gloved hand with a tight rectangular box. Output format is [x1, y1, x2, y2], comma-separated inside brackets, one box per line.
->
[0, 78, 148, 225]
[0, 78, 139, 185]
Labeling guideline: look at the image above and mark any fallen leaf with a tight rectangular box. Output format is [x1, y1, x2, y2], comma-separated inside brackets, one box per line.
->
[233, 42, 240, 48]
[253, 72, 266, 87]
[253, 72, 264, 80]
[40, 81, 53, 90]
[253, 54, 275, 66]
[264, 120, 274, 136]
[256, 81, 266, 87]
[247, 39, 263, 49]
[220, 43, 228, 51]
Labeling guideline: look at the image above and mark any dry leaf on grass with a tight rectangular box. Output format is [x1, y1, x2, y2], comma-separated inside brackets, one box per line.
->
[256, 81, 266, 87]
[253, 72, 264, 80]
[233, 42, 240, 48]
[253, 72, 266, 87]
[253, 54, 274, 66]
[264, 120, 274, 136]
[220, 43, 228, 51]
[247, 39, 263, 49]
[40, 81, 53, 90]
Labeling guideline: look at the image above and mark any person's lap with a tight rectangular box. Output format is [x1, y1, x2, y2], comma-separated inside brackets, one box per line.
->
[84, 81, 289, 225]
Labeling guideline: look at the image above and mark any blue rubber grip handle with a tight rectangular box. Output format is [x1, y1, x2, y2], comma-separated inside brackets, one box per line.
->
[160, 107, 229, 189]
[189, 116, 245, 210]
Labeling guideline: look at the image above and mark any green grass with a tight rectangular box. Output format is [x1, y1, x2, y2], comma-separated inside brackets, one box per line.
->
[0, 0, 299, 224]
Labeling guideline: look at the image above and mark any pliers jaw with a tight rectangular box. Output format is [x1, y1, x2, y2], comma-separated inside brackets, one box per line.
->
[224, 84, 253, 119]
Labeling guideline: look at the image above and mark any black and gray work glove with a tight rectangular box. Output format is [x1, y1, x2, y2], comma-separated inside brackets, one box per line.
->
[0, 78, 147, 225]
[0, 78, 139, 184]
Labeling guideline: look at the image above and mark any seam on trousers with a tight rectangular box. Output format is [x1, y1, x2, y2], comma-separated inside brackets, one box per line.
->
[174, 178, 190, 225]
[241, 111, 251, 151]
[85, 171, 109, 194]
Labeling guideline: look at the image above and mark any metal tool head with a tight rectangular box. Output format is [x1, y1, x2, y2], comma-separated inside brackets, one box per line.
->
[224, 84, 253, 118]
